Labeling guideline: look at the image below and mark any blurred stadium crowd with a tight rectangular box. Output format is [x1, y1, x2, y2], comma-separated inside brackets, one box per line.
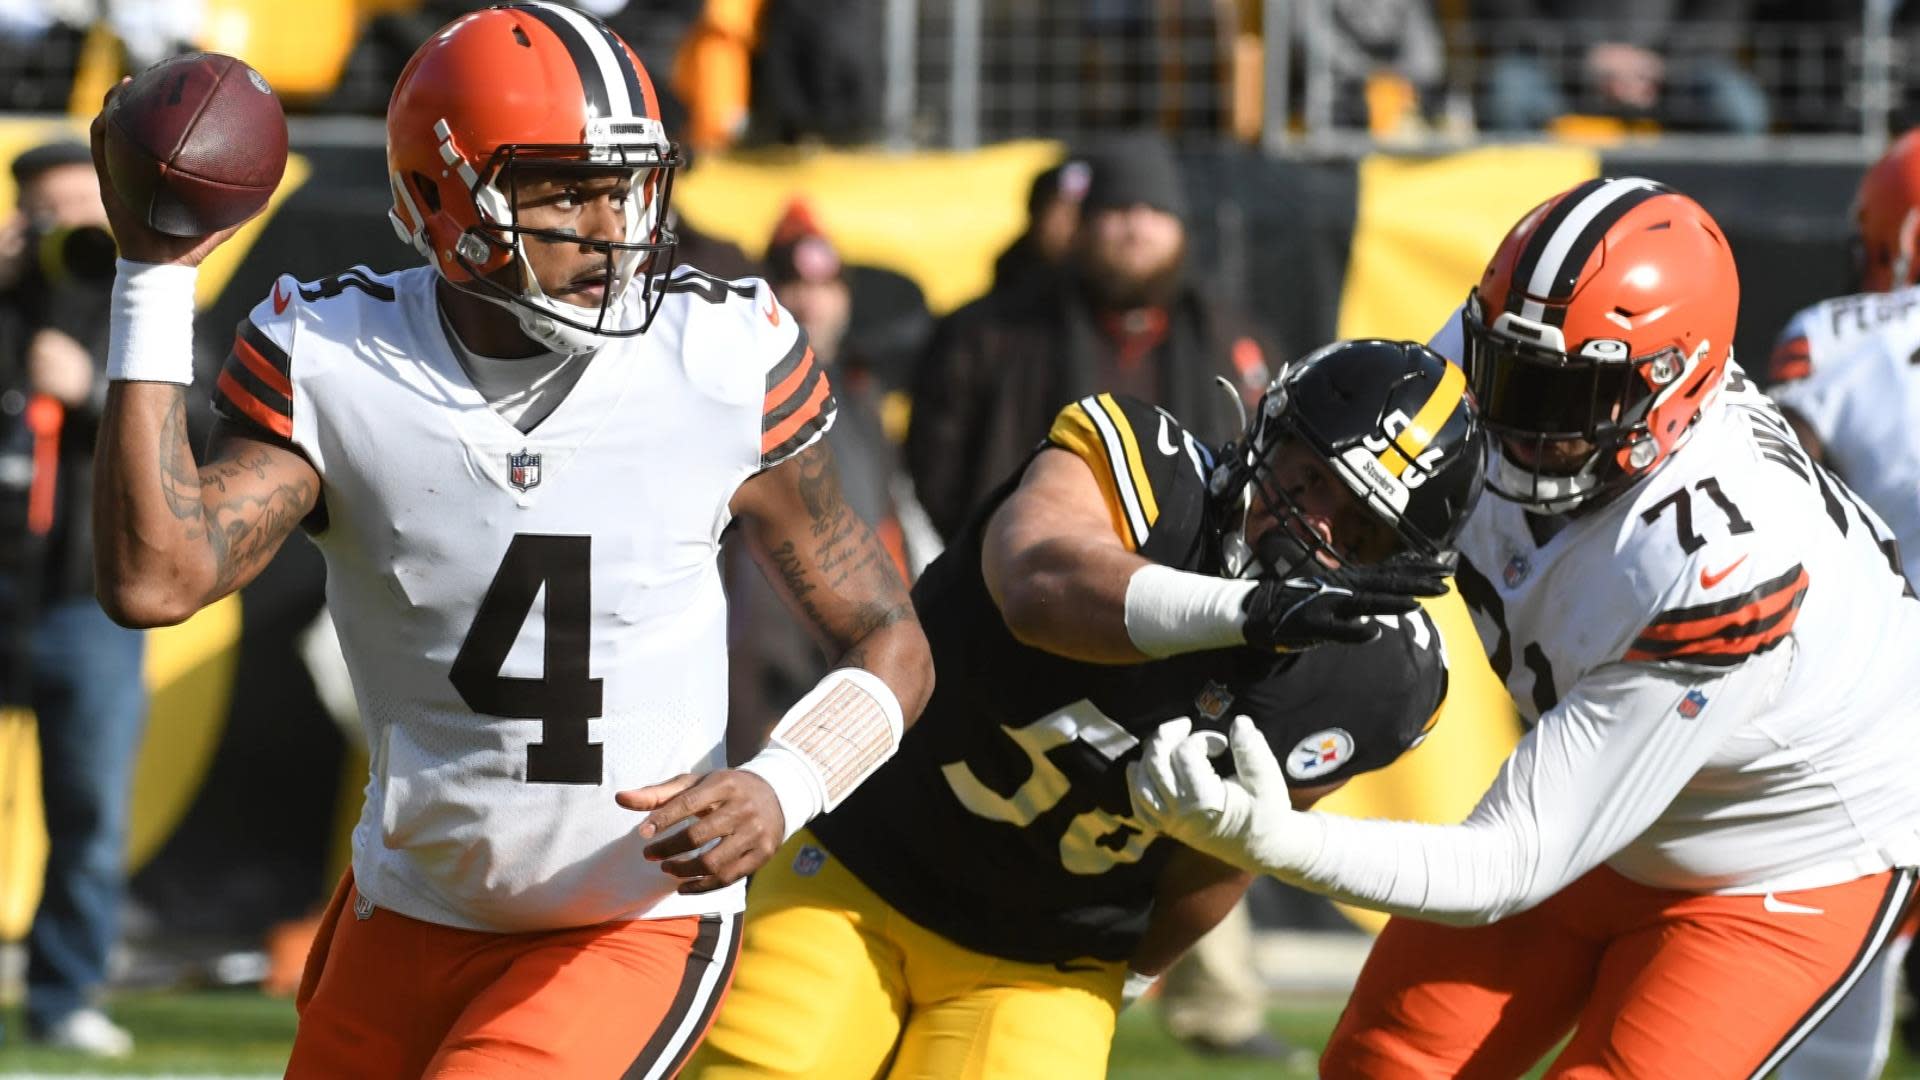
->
[0, 0, 1919, 143]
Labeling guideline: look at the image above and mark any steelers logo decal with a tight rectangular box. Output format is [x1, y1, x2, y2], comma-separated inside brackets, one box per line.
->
[1285, 728, 1355, 781]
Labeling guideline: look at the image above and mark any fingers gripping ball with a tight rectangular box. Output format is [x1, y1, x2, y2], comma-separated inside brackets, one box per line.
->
[104, 52, 288, 237]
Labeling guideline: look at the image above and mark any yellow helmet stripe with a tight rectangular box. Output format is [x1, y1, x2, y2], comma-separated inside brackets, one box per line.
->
[1381, 361, 1466, 478]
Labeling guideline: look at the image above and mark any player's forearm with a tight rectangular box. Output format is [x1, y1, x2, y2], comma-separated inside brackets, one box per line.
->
[93, 381, 223, 626]
[1132, 848, 1254, 976]
[989, 533, 1152, 663]
[832, 613, 933, 729]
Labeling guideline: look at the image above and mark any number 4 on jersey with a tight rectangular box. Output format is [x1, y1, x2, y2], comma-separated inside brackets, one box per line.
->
[450, 534, 605, 784]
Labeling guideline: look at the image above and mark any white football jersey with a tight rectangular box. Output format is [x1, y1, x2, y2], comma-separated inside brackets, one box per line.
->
[211, 264, 832, 932]
[1430, 310, 1920, 894]
[1767, 286, 1920, 590]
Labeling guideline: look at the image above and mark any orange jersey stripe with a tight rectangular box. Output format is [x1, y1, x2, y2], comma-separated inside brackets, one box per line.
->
[1626, 570, 1809, 664]
[234, 336, 293, 399]
[763, 347, 816, 415]
[217, 370, 294, 438]
[1768, 335, 1812, 384]
[1633, 567, 1809, 643]
[760, 375, 832, 457]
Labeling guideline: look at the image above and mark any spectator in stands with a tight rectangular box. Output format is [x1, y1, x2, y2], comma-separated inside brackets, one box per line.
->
[906, 132, 1275, 541]
[750, 0, 883, 145]
[1295, 0, 1446, 132]
[1475, 0, 1770, 134]
[724, 200, 911, 759]
[990, 157, 1091, 296]
[0, 141, 144, 1059]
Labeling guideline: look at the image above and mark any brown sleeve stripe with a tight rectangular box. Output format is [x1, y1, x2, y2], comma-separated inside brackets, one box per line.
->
[761, 375, 835, 463]
[1625, 564, 1809, 666]
[761, 328, 814, 415]
[213, 320, 294, 439]
[215, 370, 293, 439]
[237, 319, 292, 393]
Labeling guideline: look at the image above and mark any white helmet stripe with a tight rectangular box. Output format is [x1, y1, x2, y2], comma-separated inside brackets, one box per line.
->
[540, 2, 634, 118]
[1519, 178, 1661, 323]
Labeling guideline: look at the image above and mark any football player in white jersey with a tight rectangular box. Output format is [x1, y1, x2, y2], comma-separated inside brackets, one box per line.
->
[1132, 178, 1920, 1078]
[86, 5, 932, 1077]
[1759, 129, 1920, 1080]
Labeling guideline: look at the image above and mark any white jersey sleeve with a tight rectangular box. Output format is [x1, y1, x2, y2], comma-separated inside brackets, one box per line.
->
[1277, 646, 1792, 924]
[664, 267, 835, 475]
[1766, 291, 1920, 592]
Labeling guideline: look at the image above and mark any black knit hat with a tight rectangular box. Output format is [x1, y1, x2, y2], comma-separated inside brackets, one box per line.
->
[10, 140, 91, 191]
[1081, 132, 1187, 219]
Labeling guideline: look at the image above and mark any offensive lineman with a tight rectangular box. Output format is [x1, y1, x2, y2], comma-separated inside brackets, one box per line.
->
[688, 339, 1484, 1079]
[1760, 128, 1920, 1080]
[88, 5, 933, 1077]
[1135, 179, 1920, 1078]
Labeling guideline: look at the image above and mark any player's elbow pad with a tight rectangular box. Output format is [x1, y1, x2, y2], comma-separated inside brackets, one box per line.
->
[739, 667, 906, 843]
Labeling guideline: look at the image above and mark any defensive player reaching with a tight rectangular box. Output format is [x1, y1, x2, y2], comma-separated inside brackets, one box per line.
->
[687, 338, 1483, 1080]
[1760, 128, 1920, 1080]
[1134, 179, 1920, 1079]
[88, 5, 931, 1077]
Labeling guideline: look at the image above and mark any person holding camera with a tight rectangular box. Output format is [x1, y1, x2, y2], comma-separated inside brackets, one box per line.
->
[0, 139, 143, 1059]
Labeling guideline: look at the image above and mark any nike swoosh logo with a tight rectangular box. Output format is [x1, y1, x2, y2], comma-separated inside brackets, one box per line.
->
[1699, 554, 1748, 590]
[1762, 892, 1825, 916]
[272, 281, 291, 315]
[1156, 413, 1179, 456]
[763, 295, 781, 327]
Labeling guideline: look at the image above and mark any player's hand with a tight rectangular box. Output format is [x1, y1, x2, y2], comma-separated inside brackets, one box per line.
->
[89, 79, 242, 268]
[1241, 553, 1450, 652]
[1127, 715, 1300, 876]
[617, 769, 786, 894]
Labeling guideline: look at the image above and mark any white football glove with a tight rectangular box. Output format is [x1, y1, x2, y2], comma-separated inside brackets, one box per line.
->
[1127, 715, 1315, 876]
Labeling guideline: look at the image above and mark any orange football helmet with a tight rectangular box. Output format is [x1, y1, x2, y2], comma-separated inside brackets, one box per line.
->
[1853, 129, 1920, 293]
[386, 1, 680, 352]
[1462, 178, 1739, 512]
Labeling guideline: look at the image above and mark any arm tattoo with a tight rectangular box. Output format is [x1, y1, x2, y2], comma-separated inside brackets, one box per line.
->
[770, 443, 915, 658]
[155, 398, 316, 598]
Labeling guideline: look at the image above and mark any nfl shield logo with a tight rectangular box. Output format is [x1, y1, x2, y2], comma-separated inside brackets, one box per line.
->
[1193, 681, 1235, 722]
[1676, 689, 1709, 719]
[508, 449, 541, 492]
[1503, 553, 1530, 589]
[792, 844, 827, 877]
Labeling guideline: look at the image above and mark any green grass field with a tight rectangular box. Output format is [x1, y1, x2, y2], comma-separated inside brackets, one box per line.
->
[0, 990, 1915, 1077]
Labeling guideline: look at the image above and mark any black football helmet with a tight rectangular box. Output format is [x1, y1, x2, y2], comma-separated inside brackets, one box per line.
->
[1209, 339, 1486, 575]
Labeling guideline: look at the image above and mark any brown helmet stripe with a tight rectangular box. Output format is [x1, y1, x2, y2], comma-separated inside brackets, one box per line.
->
[514, 2, 613, 119]
[1509, 178, 1669, 326]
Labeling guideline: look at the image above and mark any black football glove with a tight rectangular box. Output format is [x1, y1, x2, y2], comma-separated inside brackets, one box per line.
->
[1241, 553, 1452, 652]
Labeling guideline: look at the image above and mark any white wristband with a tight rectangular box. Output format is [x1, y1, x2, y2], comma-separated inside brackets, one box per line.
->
[1121, 969, 1158, 1009]
[107, 258, 199, 384]
[1123, 564, 1257, 658]
[739, 667, 906, 843]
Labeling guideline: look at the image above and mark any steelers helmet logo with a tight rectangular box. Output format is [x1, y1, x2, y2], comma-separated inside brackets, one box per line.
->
[1285, 728, 1354, 781]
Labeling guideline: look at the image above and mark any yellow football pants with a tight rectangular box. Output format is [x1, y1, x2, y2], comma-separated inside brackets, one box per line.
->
[685, 829, 1126, 1080]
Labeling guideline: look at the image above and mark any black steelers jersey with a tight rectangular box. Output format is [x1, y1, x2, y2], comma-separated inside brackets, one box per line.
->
[811, 394, 1449, 964]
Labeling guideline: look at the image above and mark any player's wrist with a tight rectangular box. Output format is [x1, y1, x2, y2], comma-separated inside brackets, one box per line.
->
[1123, 564, 1257, 658]
[107, 259, 199, 385]
[740, 667, 906, 843]
[1121, 968, 1158, 1009]
[736, 745, 823, 846]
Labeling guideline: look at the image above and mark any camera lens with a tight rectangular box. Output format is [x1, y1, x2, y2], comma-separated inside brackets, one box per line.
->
[37, 224, 118, 285]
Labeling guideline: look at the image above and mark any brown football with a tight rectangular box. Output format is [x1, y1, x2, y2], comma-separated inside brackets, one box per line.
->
[104, 52, 288, 238]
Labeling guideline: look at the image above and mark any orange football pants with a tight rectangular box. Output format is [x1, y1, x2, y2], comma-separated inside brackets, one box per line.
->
[1323, 864, 1916, 1080]
[286, 872, 740, 1079]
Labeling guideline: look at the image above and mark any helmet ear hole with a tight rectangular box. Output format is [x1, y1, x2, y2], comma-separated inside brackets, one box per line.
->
[412, 171, 442, 214]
